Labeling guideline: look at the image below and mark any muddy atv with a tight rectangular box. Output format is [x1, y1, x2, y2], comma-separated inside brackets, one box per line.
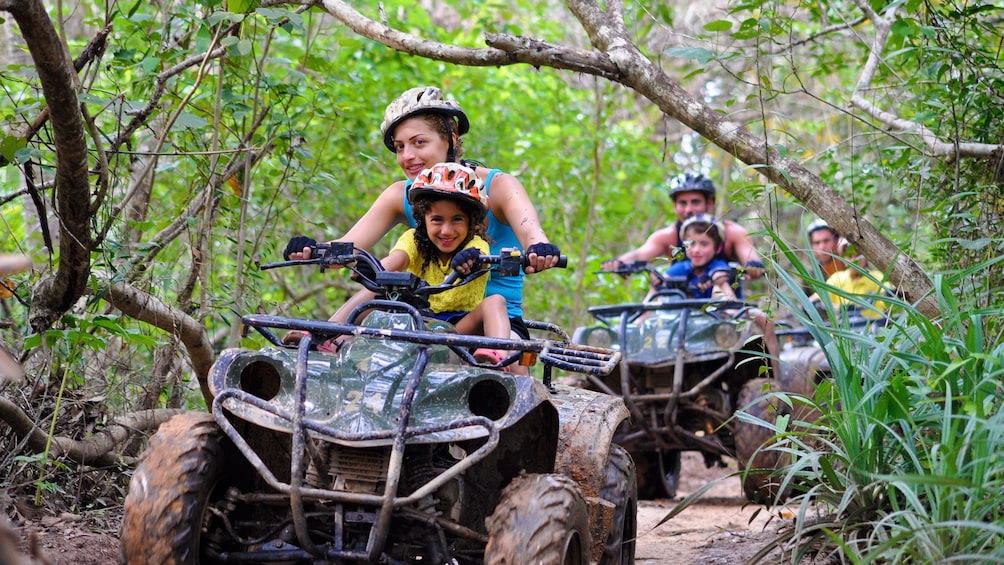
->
[572, 261, 801, 503]
[120, 243, 637, 564]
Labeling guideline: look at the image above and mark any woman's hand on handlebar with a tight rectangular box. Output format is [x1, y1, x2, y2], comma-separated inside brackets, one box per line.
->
[283, 235, 317, 261]
[524, 242, 561, 274]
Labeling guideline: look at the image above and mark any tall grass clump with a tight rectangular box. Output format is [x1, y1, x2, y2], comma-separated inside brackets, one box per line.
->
[749, 245, 1004, 564]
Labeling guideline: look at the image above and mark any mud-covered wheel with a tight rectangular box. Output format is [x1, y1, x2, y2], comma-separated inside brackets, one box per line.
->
[485, 473, 591, 565]
[120, 411, 242, 564]
[634, 448, 680, 499]
[734, 378, 791, 504]
[599, 445, 637, 565]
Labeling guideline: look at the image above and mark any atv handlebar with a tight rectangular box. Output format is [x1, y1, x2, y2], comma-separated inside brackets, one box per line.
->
[261, 242, 567, 310]
[597, 260, 689, 290]
[442, 249, 567, 285]
[598, 259, 747, 290]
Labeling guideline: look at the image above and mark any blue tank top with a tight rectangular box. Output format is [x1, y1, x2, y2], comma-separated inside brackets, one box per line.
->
[404, 168, 524, 318]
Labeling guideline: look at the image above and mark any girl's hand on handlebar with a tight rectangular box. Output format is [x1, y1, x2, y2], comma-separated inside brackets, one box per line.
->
[450, 248, 482, 275]
[524, 242, 561, 274]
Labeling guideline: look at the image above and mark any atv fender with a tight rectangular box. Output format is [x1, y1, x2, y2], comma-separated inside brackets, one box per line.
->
[549, 384, 630, 562]
[778, 344, 828, 396]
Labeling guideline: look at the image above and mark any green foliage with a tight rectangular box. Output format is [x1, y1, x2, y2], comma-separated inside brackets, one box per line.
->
[746, 253, 1004, 561]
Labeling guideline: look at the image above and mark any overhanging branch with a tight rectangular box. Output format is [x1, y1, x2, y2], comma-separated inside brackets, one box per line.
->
[849, 0, 1001, 159]
[89, 271, 215, 403]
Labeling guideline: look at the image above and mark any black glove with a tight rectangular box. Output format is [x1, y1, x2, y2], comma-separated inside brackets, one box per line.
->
[353, 259, 377, 282]
[283, 235, 316, 260]
[450, 247, 482, 272]
[526, 242, 560, 258]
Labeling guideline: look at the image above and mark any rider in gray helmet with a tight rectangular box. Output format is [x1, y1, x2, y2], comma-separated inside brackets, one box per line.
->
[603, 172, 765, 280]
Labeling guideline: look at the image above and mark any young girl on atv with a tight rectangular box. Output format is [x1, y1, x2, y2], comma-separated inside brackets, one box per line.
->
[372, 162, 511, 366]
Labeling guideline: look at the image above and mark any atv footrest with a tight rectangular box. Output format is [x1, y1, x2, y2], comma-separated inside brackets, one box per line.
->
[540, 341, 620, 376]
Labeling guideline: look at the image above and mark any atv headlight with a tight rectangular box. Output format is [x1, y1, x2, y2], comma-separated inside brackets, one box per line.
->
[239, 360, 282, 401]
[583, 327, 615, 349]
[713, 323, 740, 349]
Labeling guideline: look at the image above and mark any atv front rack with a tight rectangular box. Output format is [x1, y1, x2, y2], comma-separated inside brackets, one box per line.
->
[587, 298, 749, 323]
[212, 335, 492, 562]
[242, 313, 621, 386]
[213, 313, 621, 562]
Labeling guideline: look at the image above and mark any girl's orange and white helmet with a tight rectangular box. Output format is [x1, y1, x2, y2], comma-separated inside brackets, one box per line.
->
[408, 162, 487, 211]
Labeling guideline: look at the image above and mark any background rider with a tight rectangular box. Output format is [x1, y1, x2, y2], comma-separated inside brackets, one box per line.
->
[603, 172, 766, 282]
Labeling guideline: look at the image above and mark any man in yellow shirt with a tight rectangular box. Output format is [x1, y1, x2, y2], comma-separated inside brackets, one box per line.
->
[810, 255, 889, 317]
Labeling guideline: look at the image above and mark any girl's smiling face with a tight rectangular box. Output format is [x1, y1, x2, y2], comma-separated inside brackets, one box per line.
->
[423, 199, 470, 260]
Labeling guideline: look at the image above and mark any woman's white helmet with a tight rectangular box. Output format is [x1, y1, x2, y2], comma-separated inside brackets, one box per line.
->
[380, 86, 469, 152]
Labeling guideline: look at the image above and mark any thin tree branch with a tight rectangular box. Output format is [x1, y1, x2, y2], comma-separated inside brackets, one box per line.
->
[0, 397, 182, 466]
[89, 271, 215, 403]
[848, 2, 999, 159]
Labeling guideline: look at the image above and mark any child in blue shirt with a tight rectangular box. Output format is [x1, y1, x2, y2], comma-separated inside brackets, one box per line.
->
[664, 215, 734, 299]
[665, 215, 780, 376]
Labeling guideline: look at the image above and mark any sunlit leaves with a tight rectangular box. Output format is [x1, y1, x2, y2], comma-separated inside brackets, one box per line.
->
[704, 19, 733, 33]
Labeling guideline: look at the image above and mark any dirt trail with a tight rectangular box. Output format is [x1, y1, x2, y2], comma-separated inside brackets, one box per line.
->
[633, 452, 789, 564]
[10, 452, 789, 564]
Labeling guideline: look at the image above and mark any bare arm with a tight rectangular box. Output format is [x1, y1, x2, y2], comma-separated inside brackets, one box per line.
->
[601, 226, 678, 270]
[380, 249, 410, 272]
[339, 182, 410, 249]
[486, 171, 556, 273]
[287, 182, 409, 260]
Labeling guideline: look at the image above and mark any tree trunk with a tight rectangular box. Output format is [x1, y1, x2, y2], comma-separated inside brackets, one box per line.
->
[1, 0, 95, 332]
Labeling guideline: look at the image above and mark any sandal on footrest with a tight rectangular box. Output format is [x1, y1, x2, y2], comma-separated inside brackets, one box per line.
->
[473, 348, 511, 372]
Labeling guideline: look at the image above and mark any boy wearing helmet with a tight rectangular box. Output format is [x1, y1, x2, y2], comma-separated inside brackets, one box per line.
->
[669, 215, 781, 375]
[285, 86, 559, 341]
[603, 172, 765, 280]
[665, 215, 733, 299]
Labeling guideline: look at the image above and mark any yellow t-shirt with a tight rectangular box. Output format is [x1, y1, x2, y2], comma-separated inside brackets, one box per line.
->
[825, 268, 888, 314]
[391, 230, 490, 314]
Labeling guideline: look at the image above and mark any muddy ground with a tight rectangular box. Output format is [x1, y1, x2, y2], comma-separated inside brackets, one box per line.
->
[634, 452, 792, 564]
[7, 452, 793, 564]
